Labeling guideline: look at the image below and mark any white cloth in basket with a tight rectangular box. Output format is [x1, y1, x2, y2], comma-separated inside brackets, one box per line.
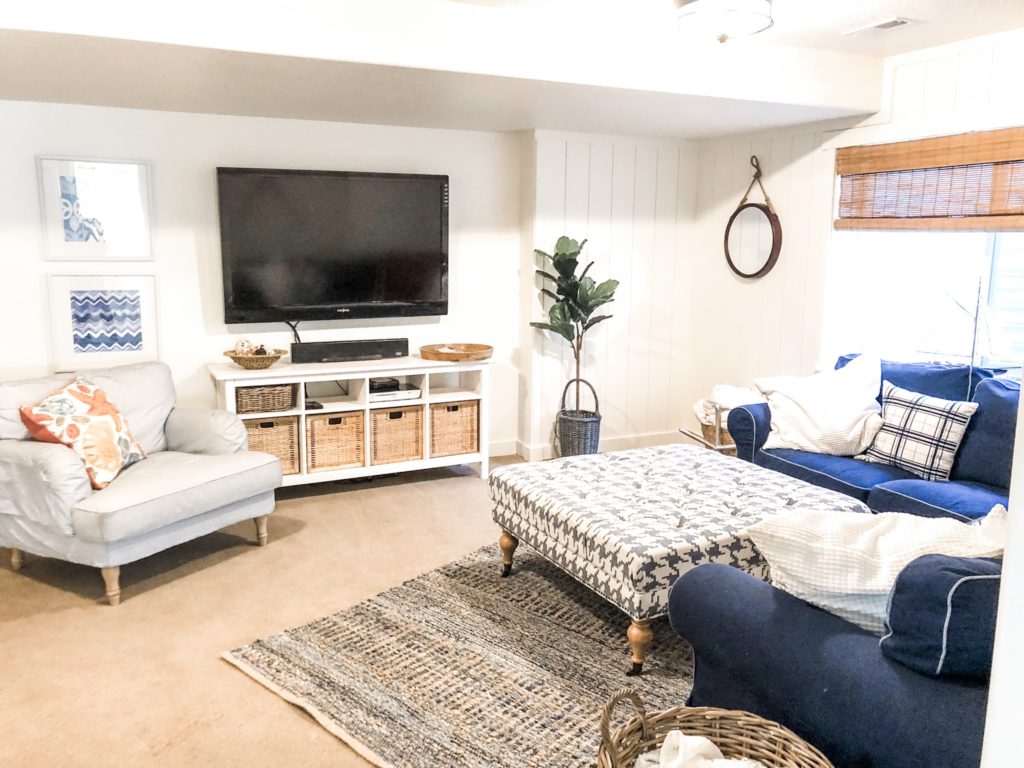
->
[692, 385, 765, 426]
[635, 730, 767, 768]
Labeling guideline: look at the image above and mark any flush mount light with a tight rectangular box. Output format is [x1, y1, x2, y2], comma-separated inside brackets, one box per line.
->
[675, 0, 773, 43]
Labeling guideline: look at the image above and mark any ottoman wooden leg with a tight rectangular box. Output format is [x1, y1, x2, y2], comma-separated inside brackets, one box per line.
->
[626, 619, 654, 677]
[11, 548, 24, 571]
[499, 531, 519, 578]
[100, 567, 121, 606]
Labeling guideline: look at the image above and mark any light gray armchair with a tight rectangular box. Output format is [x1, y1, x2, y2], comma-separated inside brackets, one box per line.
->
[0, 362, 281, 604]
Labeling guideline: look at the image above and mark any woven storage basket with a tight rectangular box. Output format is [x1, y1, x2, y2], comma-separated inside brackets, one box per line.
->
[598, 690, 833, 768]
[306, 412, 364, 472]
[244, 416, 300, 475]
[235, 384, 297, 414]
[557, 378, 601, 457]
[370, 405, 423, 465]
[429, 400, 479, 457]
[700, 422, 736, 456]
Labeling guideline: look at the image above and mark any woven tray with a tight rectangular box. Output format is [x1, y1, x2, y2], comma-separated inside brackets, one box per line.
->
[598, 690, 833, 768]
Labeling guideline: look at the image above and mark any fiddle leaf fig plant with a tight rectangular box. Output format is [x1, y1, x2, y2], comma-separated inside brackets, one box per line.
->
[530, 236, 619, 406]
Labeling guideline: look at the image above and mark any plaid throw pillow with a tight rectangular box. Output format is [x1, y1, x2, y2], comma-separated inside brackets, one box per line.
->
[859, 381, 978, 481]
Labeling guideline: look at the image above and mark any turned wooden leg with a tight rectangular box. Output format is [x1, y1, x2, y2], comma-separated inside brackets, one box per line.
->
[254, 515, 269, 547]
[626, 619, 654, 677]
[499, 531, 519, 578]
[10, 548, 24, 571]
[100, 567, 121, 606]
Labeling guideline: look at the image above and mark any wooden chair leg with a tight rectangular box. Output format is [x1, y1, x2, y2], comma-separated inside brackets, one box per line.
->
[626, 619, 654, 677]
[254, 515, 269, 547]
[100, 566, 121, 606]
[499, 531, 519, 577]
[10, 548, 24, 571]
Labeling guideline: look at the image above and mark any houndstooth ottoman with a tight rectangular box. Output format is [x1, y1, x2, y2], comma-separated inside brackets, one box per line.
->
[489, 444, 868, 675]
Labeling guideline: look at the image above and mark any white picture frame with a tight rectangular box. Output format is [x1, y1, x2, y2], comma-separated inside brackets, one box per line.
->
[37, 157, 153, 261]
[48, 275, 159, 372]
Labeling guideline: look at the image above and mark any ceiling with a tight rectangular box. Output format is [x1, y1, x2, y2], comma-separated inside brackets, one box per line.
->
[0, 0, 1019, 138]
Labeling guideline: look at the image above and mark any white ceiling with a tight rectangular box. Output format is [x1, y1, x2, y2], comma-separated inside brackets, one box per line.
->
[0, 0, 1019, 138]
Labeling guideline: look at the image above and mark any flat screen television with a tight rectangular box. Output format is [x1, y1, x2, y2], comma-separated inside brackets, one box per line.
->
[217, 167, 448, 323]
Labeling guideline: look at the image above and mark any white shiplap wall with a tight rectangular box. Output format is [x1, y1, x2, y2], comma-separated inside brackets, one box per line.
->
[683, 28, 1024, 433]
[519, 131, 697, 458]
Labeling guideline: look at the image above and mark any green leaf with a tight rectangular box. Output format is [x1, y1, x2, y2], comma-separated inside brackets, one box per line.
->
[584, 314, 612, 331]
[529, 322, 553, 331]
[540, 288, 560, 304]
[594, 279, 619, 301]
[554, 236, 579, 256]
[534, 249, 553, 262]
[535, 269, 559, 283]
[580, 261, 594, 281]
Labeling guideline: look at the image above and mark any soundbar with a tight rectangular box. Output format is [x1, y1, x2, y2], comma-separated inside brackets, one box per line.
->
[291, 338, 409, 364]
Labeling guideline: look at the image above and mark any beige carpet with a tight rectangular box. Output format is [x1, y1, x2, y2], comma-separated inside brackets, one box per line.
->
[0, 464, 506, 767]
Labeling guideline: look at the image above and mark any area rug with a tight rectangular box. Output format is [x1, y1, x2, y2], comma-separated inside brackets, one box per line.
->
[225, 545, 693, 767]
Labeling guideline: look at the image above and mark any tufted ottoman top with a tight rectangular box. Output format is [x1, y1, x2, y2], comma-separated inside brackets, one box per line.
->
[490, 444, 868, 620]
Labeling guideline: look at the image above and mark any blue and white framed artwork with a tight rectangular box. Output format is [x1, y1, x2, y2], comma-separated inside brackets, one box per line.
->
[37, 157, 152, 261]
[49, 275, 159, 371]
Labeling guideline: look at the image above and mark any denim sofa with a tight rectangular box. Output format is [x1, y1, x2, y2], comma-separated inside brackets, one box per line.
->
[669, 563, 989, 768]
[727, 358, 1018, 521]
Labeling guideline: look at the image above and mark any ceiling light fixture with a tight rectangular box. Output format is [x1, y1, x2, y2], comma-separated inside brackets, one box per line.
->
[675, 0, 773, 43]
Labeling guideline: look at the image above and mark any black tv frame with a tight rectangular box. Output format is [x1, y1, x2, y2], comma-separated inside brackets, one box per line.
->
[217, 167, 449, 324]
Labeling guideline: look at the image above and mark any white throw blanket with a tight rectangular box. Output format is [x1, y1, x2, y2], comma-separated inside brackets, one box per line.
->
[635, 731, 766, 768]
[692, 385, 765, 426]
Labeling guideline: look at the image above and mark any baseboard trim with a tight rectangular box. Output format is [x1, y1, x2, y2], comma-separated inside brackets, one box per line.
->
[488, 439, 517, 457]
[516, 431, 682, 461]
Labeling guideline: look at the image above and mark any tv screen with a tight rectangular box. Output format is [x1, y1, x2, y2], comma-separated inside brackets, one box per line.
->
[217, 168, 448, 323]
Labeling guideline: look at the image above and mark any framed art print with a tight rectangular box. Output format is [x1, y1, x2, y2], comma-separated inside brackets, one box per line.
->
[37, 157, 153, 261]
[49, 275, 159, 371]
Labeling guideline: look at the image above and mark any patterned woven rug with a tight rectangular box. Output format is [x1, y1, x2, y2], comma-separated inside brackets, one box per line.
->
[225, 545, 693, 767]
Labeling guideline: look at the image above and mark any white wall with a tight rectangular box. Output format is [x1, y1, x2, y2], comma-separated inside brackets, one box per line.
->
[682, 28, 1024, 426]
[0, 101, 523, 453]
[518, 131, 697, 458]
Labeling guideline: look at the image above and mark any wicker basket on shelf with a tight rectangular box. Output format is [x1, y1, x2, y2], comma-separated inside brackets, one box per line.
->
[598, 690, 833, 768]
[370, 405, 424, 465]
[306, 412, 364, 472]
[243, 416, 300, 475]
[430, 400, 479, 457]
[235, 384, 297, 414]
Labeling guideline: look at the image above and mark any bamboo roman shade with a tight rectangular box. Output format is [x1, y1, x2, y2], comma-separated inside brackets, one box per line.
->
[835, 126, 1024, 231]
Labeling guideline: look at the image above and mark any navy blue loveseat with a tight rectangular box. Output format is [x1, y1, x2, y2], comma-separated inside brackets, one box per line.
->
[727, 358, 1018, 521]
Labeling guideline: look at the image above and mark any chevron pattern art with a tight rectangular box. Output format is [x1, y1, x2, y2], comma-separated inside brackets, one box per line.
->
[70, 290, 143, 353]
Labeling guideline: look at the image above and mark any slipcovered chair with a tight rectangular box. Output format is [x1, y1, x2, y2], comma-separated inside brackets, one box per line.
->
[0, 362, 281, 604]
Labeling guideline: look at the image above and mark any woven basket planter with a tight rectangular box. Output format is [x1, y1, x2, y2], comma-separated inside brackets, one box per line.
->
[598, 690, 833, 768]
[557, 378, 601, 457]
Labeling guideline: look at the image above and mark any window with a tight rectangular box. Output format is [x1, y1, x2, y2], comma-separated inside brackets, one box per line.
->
[823, 128, 1024, 373]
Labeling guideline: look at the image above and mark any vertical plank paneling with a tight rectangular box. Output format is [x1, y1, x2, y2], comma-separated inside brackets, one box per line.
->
[604, 142, 637, 440]
[626, 145, 658, 435]
[647, 146, 679, 432]
[584, 141, 614, 418]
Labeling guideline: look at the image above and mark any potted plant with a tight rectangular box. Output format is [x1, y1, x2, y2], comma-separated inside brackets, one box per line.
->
[531, 236, 619, 456]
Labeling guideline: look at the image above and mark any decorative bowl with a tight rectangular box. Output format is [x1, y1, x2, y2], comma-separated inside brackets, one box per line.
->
[223, 349, 288, 370]
[419, 343, 493, 362]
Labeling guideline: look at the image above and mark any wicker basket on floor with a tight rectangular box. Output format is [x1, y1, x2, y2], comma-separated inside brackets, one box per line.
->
[598, 690, 833, 768]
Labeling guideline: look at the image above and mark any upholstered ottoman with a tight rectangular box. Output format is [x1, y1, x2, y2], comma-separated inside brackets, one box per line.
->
[489, 444, 868, 675]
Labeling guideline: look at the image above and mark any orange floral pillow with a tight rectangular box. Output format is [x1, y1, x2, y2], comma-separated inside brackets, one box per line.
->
[20, 377, 145, 489]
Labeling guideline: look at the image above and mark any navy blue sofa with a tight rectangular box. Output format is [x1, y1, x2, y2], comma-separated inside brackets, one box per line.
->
[728, 358, 1019, 521]
[669, 564, 990, 768]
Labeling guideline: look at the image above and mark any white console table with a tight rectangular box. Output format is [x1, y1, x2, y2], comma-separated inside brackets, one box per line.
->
[208, 356, 490, 487]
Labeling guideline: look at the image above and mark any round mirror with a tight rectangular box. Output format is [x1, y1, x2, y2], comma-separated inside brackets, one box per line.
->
[724, 202, 782, 279]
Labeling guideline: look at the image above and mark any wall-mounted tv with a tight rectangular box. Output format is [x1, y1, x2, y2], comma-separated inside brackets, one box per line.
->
[217, 167, 448, 323]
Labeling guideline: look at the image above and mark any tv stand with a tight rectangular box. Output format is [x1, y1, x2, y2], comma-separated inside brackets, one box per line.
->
[208, 356, 489, 487]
